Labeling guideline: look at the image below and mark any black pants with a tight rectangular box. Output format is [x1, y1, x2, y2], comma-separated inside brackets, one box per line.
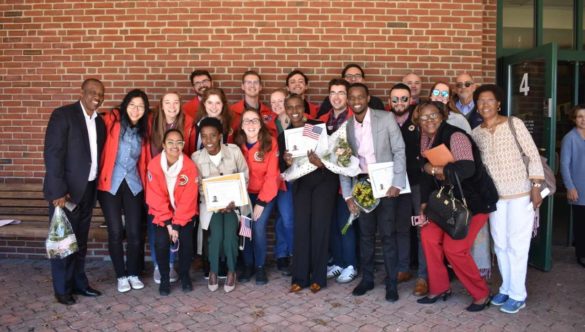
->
[395, 193, 412, 272]
[291, 169, 338, 288]
[50, 180, 96, 296]
[98, 180, 144, 278]
[155, 221, 194, 282]
[573, 204, 585, 259]
[359, 196, 399, 286]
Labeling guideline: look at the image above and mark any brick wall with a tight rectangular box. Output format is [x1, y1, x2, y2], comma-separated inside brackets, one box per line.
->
[0, 0, 497, 183]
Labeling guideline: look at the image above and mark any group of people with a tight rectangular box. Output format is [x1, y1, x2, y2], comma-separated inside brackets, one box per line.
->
[43, 64, 584, 316]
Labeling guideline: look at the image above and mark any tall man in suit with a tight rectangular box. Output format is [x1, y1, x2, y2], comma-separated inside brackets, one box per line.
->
[44, 78, 106, 305]
[340, 83, 406, 302]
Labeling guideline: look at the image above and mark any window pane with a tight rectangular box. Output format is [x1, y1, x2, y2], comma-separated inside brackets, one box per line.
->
[503, 0, 535, 49]
[543, 0, 574, 49]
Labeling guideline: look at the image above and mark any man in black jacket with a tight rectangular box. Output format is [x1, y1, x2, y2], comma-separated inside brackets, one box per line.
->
[44, 78, 106, 305]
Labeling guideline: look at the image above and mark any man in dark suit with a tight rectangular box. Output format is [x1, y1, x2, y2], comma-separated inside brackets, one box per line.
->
[43, 78, 106, 305]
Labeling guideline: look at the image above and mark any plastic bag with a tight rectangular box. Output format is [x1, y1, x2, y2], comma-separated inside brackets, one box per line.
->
[46, 206, 78, 259]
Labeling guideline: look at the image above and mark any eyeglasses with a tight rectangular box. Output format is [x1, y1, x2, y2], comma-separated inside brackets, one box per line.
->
[419, 112, 441, 122]
[165, 140, 185, 147]
[128, 103, 145, 111]
[329, 91, 347, 97]
[344, 74, 363, 80]
[432, 89, 449, 98]
[193, 79, 211, 87]
[242, 118, 261, 125]
[455, 81, 473, 89]
[477, 99, 497, 106]
[391, 96, 410, 103]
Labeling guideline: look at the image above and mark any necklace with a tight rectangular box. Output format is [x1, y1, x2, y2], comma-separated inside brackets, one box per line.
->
[483, 116, 502, 133]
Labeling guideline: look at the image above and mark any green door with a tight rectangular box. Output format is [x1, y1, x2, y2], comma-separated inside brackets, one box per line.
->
[502, 43, 558, 271]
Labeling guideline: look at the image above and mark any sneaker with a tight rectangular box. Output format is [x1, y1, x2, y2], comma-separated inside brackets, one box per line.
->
[128, 276, 144, 290]
[491, 293, 509, 306]
[117, 277, 131, 293]
[153, 267, 161, 284]
[336, 265, 357, 283]
[169, 267, 178, 283]
[500, 298, 526, 314]
[327, 265, 342, 279]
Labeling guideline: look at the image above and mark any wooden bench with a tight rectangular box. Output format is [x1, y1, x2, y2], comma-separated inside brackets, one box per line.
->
[0, 183, 107, 241]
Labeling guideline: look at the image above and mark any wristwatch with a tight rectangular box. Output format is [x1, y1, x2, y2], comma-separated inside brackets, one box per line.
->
[532, 182, 542, 188]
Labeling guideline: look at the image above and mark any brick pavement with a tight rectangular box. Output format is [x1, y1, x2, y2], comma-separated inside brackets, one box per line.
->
[1, 246, 584, 331]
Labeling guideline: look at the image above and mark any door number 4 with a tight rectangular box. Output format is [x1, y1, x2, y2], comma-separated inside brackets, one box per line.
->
[519, 73, 530, 96]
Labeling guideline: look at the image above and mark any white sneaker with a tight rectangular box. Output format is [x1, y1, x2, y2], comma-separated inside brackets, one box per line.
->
[117, 277, 131, 293]
[336, 265, 357, 283]
[128, 275, 144, 290]
[327, 265, 343, 279]
[169, 266, 178, 283]
[153, 267, 161, 284]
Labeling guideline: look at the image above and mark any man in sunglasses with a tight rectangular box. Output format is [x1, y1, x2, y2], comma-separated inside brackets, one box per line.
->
[454, 73, 483, 129]
[388, 83, 428, 297]
[317, 64, 385, 117]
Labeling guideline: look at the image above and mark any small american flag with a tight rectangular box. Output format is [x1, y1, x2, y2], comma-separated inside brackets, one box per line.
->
[302, 123, 323, 141]
[239, 215, 253, 239]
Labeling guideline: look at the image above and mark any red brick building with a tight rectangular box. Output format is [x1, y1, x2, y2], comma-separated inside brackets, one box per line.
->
[0, 0, 497, 183]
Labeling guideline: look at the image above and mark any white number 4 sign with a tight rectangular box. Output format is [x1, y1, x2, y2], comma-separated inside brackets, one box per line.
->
[519, 73, 530, 96]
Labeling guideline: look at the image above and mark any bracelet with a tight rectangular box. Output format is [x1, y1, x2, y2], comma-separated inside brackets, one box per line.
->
[532, 182, 542, 188]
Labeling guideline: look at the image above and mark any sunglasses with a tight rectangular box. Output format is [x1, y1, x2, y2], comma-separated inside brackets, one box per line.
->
[432, 89, 449, 98]
[391, 96, 410, 103]
[419, 112, 441, 122]
[455, 81, 473, 89]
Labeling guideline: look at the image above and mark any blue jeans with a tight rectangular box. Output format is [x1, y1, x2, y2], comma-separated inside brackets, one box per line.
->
[242, 194, 276, 267]
[330, 194, 357, 268]
[147, 214, 176, 268]
[274, 183, 294, 259]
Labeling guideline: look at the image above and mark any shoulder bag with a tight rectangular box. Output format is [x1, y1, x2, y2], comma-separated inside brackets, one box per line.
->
[425, 172, 471, 240]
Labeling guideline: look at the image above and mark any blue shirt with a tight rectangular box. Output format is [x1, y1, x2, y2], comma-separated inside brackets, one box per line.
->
[560, 128, 585, 205]
[109, 126, 143, 196]
[456, 99, 475, 116]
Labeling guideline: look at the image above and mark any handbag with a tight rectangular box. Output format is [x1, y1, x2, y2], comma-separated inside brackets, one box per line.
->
[425, 172, 471, 240]
[508, 117, 556, 195]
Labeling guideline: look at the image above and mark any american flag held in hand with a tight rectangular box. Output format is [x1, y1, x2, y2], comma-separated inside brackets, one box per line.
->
[239, 215, 253, 239]
[302, 123, 323, 140]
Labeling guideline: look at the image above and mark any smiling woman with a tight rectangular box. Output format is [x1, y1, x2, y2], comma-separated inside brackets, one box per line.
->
[97, 89, 152, 294]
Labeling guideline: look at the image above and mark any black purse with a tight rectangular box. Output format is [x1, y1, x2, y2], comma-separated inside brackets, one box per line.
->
[425, 172, 471, 240]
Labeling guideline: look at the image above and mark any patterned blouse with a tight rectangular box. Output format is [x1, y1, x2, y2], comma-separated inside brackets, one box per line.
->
[471, 116, 544, 199]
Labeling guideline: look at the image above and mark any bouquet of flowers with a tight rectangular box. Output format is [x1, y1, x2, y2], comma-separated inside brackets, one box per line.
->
[46, 206, 78, 259]
[334, 138, 352, 167]
[341, 178, 380, 235]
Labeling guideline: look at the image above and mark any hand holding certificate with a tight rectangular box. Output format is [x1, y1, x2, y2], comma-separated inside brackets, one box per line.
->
[202, 173, 249, 212]
[368, 162, 411, 198]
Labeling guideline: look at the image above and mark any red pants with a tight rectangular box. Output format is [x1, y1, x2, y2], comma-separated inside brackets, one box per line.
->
[421, 213, 489, 301]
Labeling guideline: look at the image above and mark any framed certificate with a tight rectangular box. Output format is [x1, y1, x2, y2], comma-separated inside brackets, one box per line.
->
[284, 123, 326, 158]
[368, 162, 411, 198]
[202, 173, 249, 212]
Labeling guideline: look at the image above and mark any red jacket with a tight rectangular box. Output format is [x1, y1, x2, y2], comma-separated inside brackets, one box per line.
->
[97, 109, 151, 192]
[182, 96, 200, 120]
[182, 114, 198, 157]
[229, 99, 278, 137]
[146, 154, 199, 227]
[317, 107, 354, 123]
[306, 100, 319, 119]
[240, 138, 280, 205]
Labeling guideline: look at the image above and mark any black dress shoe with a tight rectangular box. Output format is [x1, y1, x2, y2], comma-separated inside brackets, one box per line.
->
[181, 276, 193, 293]
[159, 280, 170, 296]
[417, 290, 452, 304]
[238, 266, 254, 283]
[466, 296, 491, 312]
[55, 294, 75, 305]
[352, 281, 374, 296]
[385, 286, 399, 302]
[255, 266, 268, 285]
[74, 286, 102, 297]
